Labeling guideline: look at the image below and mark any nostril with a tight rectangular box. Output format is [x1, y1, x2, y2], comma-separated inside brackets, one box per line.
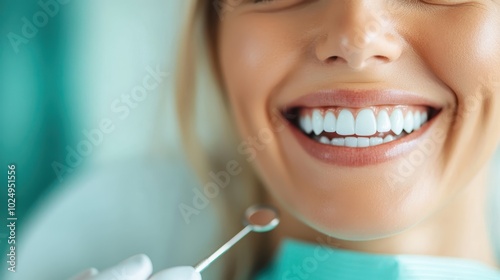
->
[374, 55, 390, 62]
[326, 56, 342, 64]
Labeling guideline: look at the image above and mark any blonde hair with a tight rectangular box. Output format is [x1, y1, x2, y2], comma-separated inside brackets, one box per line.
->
[174, 1, 264, 279]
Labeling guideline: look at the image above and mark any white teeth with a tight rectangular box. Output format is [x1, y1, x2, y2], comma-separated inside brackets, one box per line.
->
[377, 110, 391, 133]
[345, 137, 358, 147]
[298, 107, 432, 147]
[357, 137, 370, 148]
[390, 109, 404, 135]
[413, 111, 421, 131]
[323, 111, 336, 133]
[331, 138, 345, 146]
[403, 112, 414, 134]
[317, 136, 395, 147]
[384, 135, 395, 143]
[370, 137, 383, 146]
[421, 111, 428, 125]
[355, 109, 377, 136]
[300, 115, 313, 134]
[337, 110, 355, 136]
[319, 136, 330, 144]
[312, 109, 324, 135]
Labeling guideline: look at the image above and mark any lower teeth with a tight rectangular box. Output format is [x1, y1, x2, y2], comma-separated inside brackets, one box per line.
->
[314, 134, 405, 147]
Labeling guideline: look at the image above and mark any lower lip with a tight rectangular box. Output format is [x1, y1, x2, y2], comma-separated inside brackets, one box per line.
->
[285, 113, 440, 167]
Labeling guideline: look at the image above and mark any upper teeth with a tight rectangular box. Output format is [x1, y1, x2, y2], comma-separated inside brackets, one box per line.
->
[299, 107, 429, 137]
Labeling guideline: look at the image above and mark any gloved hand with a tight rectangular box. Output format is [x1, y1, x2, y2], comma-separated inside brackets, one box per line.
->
[68, 254, 201, 280]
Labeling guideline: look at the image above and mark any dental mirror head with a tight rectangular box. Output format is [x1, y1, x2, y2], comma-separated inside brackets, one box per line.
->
[194, 205, 280, 273]
[245, 205, 280, 233]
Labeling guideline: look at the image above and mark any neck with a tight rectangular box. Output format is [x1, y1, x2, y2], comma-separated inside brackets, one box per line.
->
[267, 164, 499, 269]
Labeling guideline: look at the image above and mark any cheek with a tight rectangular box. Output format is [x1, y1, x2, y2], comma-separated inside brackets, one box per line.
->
[406, 8, 500, 184]
[410, 8, 500, 96]
[407, 8, 500, 91]
[218, 16, 305, 117]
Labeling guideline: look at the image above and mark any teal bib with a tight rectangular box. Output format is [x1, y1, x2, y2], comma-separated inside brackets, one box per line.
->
[255, 239, 500, 280]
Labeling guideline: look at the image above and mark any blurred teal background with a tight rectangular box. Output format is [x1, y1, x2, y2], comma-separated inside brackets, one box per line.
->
[1, 0, 78, 250]
[0, 0, 187, 255]
[1, 2, 499, 278]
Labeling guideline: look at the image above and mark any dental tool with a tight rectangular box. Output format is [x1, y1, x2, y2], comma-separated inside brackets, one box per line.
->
[194, 205, 280, 273]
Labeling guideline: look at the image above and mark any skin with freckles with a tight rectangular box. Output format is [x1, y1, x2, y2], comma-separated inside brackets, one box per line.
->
[214, 0, 500, 267]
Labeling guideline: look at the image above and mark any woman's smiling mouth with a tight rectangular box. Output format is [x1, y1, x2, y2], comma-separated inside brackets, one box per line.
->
[280, 89, 443, 166]
[294, 106, 432, 147]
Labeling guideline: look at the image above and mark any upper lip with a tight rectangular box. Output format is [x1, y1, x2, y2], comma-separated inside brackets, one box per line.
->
[282, 89, 444, 110]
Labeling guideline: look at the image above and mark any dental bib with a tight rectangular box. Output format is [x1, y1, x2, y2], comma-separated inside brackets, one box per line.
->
[255, 239, 500, 280]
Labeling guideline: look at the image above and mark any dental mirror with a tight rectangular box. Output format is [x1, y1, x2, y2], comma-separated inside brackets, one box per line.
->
[194, 205, 279, 273]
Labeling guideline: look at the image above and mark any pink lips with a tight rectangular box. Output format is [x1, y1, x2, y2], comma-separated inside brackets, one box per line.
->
[280, 89, 443, 166]
[284, 89, 442, 110]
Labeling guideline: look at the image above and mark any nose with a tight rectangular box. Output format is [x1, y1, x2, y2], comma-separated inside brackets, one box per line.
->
[315, 1, 403, 70]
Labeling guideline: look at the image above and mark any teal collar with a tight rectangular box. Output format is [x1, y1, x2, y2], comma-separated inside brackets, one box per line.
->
[255, 239, 500, 280]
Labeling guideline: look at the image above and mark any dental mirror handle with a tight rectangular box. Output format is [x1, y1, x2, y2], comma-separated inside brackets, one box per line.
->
[194, 225, 252, 273]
